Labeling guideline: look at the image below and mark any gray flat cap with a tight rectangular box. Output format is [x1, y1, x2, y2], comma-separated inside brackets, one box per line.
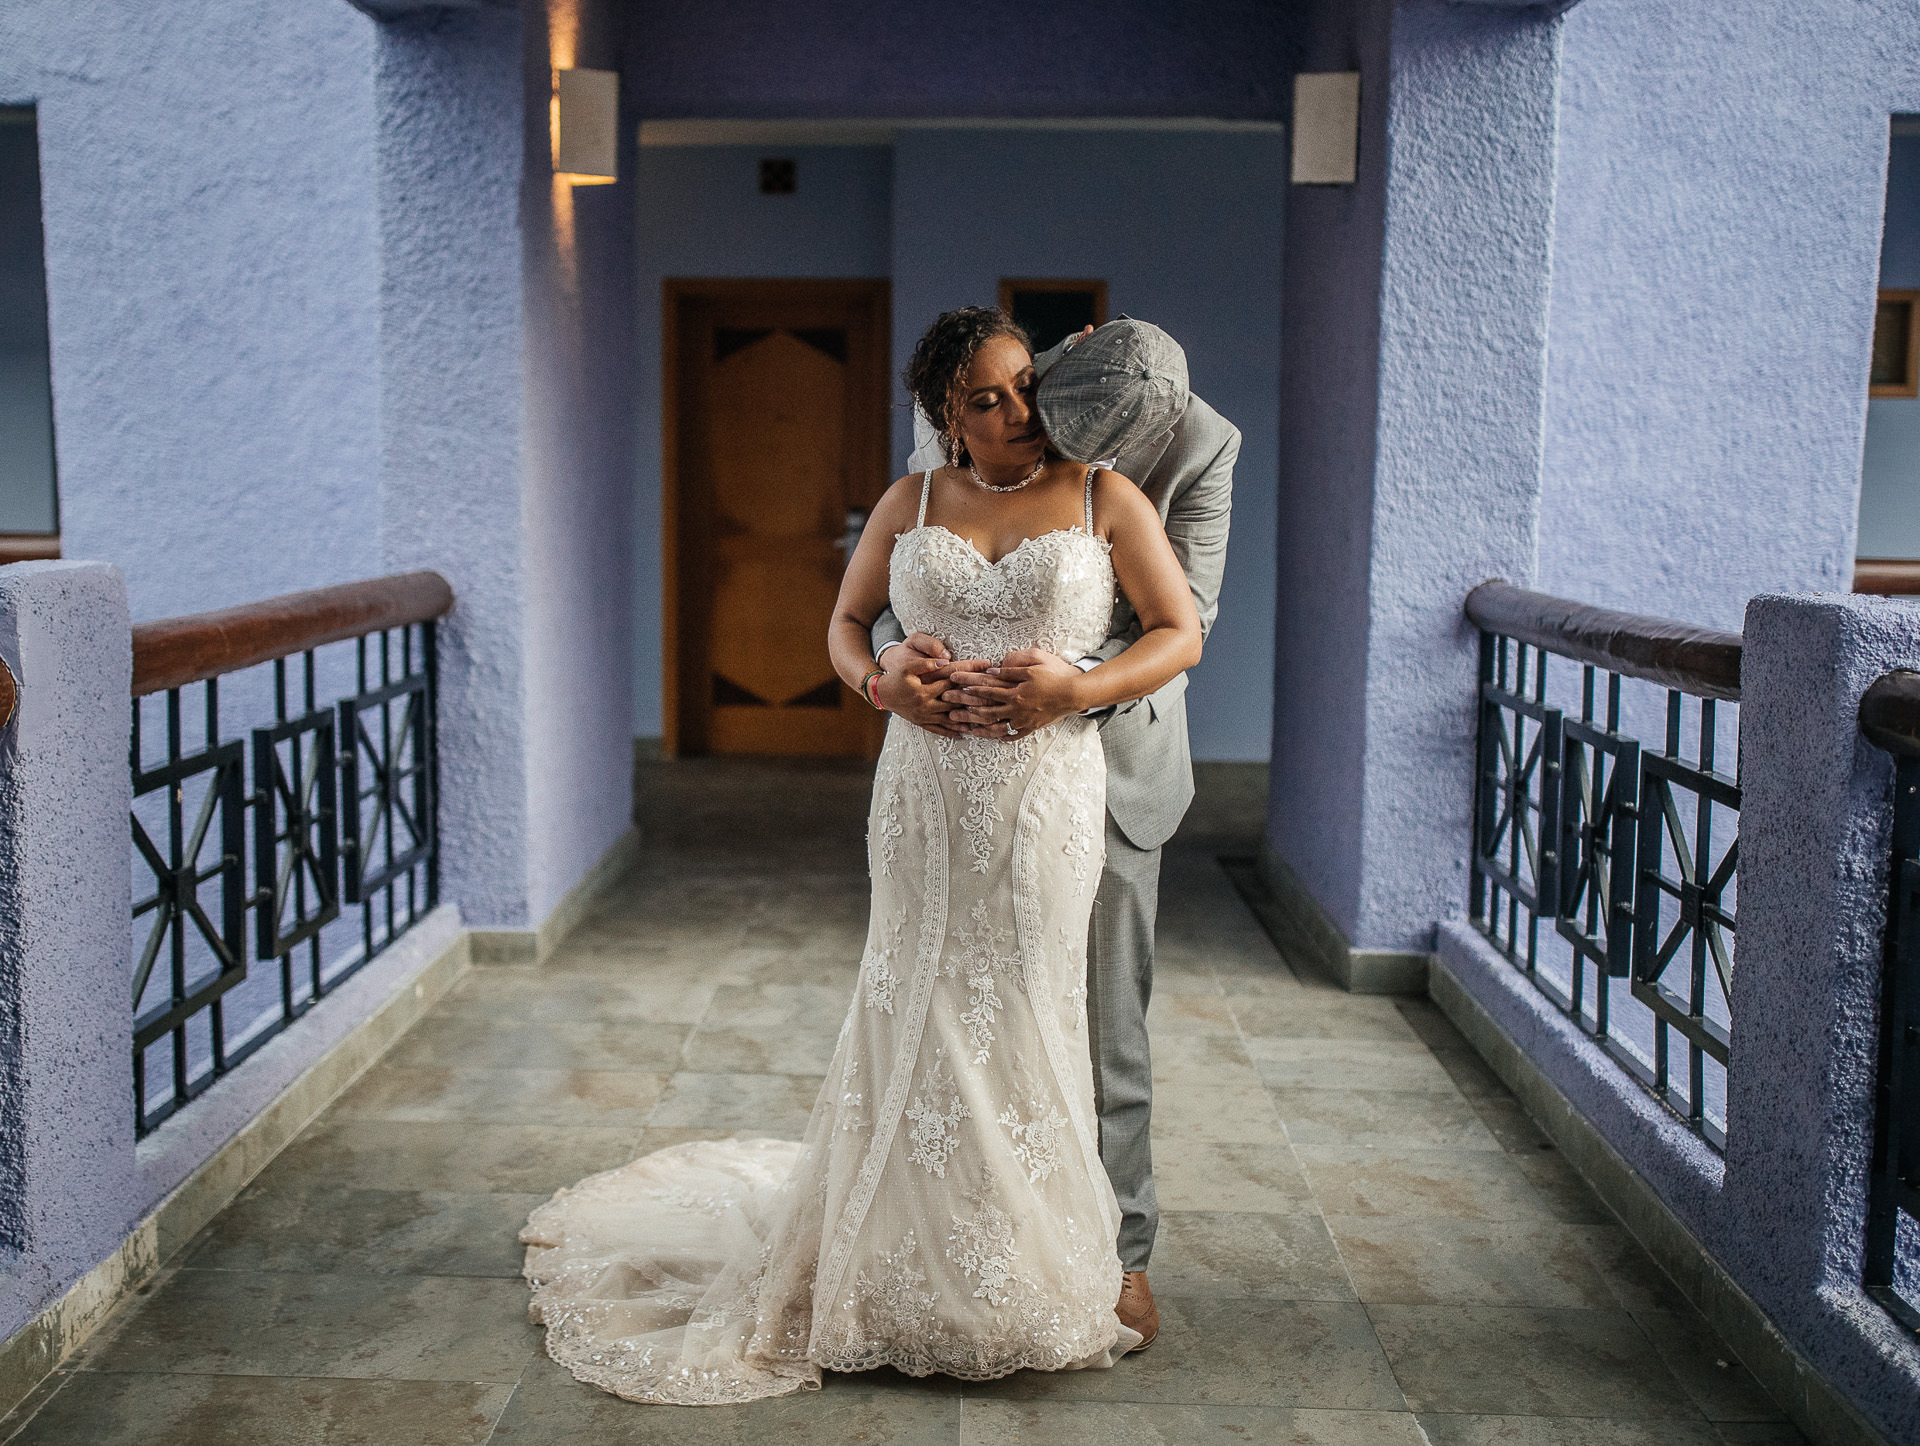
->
[1037, 318, 1190, 464]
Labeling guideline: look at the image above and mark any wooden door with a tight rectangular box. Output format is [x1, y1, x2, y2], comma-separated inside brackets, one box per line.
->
[665, 279, 890, 757]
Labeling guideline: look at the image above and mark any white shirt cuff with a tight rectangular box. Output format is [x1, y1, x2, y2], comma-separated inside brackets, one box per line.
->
[1073, 655, 1114, 717]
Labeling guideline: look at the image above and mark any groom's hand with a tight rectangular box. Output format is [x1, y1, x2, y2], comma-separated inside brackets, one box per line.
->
[944, 650, 1085, 736]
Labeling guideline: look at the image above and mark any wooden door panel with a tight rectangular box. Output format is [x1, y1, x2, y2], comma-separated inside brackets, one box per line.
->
[666, 281, 889, 758]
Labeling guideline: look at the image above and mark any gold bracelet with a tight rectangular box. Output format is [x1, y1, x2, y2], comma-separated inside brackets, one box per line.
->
[859, 666, 887, 710]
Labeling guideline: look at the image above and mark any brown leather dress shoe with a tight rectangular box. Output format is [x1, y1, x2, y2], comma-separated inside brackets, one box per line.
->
[1115, 1270, 1159, 1352]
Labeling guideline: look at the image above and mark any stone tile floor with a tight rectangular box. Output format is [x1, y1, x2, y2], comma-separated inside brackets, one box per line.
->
[1, 758, 1804, 1445]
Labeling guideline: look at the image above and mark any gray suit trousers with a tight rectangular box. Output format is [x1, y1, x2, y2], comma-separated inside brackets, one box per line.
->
[1088, 811, 1162, 1271]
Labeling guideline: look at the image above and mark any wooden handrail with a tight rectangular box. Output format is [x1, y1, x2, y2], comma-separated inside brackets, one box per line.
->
[1465, 579, 1743, 701]
[0, 534, 60, 565]
[132, 571, 454, 697]
[1854, 558, 1920, 597]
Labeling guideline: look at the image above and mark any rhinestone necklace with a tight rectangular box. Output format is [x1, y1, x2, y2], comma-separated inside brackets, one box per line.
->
[967, 455, 1047, 493]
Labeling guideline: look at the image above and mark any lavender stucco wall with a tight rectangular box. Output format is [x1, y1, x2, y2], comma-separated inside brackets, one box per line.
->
[1355, 4, 1560, 954]
[1729, 592, 1920, 1441]
[1270, 0, 1560, 951]
[1536, 1, 1920, 624]
[0, 562, 136, 1341]
[363, 0, 637, 930]
[3, 0, 634, 931]
[625, 0, 1297, 122]
[1269, 0, 1391, 940]
[374, 7, 534, 931]
[519, 0, 636, 921]
[0, 0, 382, 618]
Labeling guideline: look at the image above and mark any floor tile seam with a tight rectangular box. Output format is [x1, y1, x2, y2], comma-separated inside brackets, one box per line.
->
[1325, 1290, 1618, 1309]
[1279, 1136, 1510, 1157]
[58, 1364, 538, 1390]
[1216, 988, 1363, 1317]
[948, 1396, 1424, 1419]
[302, 1118, 648, 1136]
[472, 1354, 544, 1446]
[58, 1261, 192, 1371]
[1258, 1082, 1503, 1104]
[1158, 1206, 1341, 1221]
[1359, 1282, 1735, 1367]
[1249, 1063, 1485, 1096]
[1567, 1230, 1676, 1317]
[1359, 1299, 1572, 1423]
[1613, 1302, 1777, 1423]
[1362, 1300, 1649, 1321]
[354, 1044, 680, 1063]
[164, 1264, 534, 1283]
[1408, 1408, 1722, 1427]
[1244, 1033, 1451, 1051]
[1152, 1287, 1364, 1305]
[1273, 1132, 1563, 1215]
[429, 1008, 714, 1023]
[1296, 1201, 1566, 1227]
[0, 1371, 69, 1446]
[953, 1388, 1392, 1408]
[1460, 1107, 1601, 1223]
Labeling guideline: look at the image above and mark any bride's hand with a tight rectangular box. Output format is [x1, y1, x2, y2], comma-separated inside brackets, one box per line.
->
[944, 650, 1085, 737]
[876, 651, 987, 736]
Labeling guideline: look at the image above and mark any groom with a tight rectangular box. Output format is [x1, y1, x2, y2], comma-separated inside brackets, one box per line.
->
[872, 318, 1239, 1349]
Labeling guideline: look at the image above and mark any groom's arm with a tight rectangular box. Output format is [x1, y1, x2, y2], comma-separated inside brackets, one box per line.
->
[872, 606, 907, 663]
[944, 422, 1239, 736]
[1084, 421, 1240, 670]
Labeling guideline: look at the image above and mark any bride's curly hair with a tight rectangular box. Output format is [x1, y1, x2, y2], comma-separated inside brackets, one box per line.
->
[905, 306, 1031, 466]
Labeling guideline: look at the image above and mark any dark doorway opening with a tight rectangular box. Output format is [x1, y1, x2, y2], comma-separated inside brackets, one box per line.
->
[1000, 278, 1108, 353]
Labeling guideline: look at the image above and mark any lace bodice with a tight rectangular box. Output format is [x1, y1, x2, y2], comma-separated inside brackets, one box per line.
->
[888, 470, 1117, 665]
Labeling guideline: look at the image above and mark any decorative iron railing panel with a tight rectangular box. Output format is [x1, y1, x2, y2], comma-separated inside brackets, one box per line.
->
[1862, 673, 1920, 1330]
[340, 654, 434, 905]
[131, 622, 439, 1137]
[1469, 590, 1737, 1150]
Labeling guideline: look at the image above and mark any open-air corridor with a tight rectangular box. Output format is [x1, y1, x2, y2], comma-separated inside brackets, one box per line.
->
[0, 759, 1799, 1445]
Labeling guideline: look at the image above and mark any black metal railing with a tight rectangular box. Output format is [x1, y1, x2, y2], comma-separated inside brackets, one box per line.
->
[129, 572, 452, 1136]
[1860, 670, 1920, 1330]
[1468, 581, 1740, 1148]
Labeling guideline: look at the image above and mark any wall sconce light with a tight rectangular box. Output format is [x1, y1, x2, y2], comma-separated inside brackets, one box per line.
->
[554, 67, 618, 185]
[1291, 72, 1360, 186]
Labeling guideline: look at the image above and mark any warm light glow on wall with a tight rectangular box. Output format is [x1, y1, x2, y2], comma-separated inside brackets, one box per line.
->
[554, 67, 618, 185]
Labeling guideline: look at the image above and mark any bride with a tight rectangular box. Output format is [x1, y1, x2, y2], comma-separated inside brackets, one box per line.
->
[520, 306, 1203, 1405]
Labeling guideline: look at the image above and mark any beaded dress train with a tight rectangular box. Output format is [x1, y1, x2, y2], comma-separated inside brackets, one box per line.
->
[520, 468, 1136, 1404]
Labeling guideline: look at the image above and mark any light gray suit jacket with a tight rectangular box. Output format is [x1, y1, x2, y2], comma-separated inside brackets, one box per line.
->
[874, 362, 1239, 852]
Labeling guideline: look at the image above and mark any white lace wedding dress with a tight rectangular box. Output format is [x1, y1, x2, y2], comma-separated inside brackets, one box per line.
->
[521, 468, 1138, 1404]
